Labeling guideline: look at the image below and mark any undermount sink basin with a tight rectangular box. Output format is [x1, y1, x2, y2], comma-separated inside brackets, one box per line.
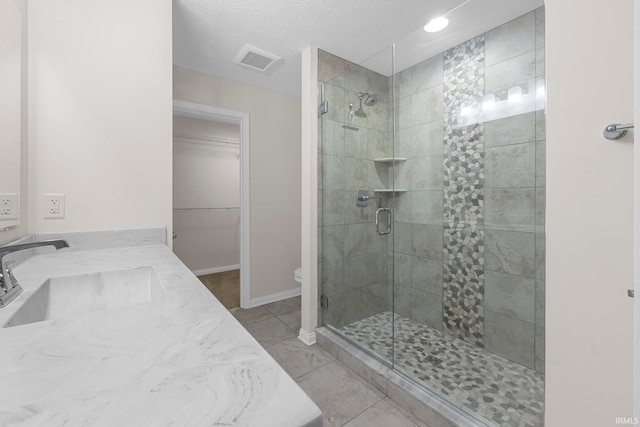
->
[5, 267, 163, 328]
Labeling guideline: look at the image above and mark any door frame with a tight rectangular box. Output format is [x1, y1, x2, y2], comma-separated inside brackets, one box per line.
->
[173, 100, 251, 309]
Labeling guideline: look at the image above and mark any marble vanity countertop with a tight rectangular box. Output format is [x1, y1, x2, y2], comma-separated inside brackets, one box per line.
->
[0, 245, 322, 427]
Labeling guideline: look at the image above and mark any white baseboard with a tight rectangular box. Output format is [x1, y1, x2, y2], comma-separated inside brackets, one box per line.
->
[298, 328, 316, 346]
[249, 287, 301, 308]
[192, 264, 240, 276]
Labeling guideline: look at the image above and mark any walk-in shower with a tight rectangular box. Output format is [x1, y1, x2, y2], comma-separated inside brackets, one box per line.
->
[317, 6, 545, 427]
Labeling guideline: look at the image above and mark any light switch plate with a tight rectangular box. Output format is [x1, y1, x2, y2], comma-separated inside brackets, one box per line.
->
[44, 194, 65, 219]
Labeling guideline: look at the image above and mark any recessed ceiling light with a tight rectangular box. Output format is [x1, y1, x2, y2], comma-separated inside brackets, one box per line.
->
[423, 16, 449, 33]
[423, 0, 472, 33]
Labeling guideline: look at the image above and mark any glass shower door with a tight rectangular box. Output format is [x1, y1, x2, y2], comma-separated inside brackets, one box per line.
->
[317, 46, 396, 366]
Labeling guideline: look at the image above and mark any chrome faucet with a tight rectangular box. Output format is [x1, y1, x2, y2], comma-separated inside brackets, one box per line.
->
[0, 239, 69, 308]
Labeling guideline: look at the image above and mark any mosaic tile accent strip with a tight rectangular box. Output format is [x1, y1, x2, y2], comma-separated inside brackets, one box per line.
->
[442, 35, 486, 344]
[443, 35, 486, 124]
[443, 224, 485, 345]
[341, 312, 544, 427]
[442, 124, 484, 226]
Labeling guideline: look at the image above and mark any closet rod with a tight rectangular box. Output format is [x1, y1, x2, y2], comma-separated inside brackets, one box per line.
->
[173, 133, 240, 145]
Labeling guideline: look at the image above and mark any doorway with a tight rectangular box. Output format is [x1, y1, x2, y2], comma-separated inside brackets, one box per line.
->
[173, 100, 251, 308]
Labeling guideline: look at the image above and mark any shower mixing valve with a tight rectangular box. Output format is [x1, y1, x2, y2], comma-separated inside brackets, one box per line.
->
[356, 189, 369, 207]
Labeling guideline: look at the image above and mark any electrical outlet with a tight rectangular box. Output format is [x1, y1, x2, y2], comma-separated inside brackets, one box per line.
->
[44, 194, 65, 219]
[0, 193, 18, 220]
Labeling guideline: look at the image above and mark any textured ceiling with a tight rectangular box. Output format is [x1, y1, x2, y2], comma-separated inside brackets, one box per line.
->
[173, 0, 543, 96]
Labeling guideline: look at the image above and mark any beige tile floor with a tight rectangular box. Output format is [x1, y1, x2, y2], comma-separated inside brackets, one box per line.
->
[229, 297, 430, 427]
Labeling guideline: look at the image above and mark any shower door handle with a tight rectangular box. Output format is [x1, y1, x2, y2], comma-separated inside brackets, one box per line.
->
[375, 208, 392, 235]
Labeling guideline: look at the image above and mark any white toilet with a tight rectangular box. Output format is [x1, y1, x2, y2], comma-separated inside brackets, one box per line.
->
[294, 267, 302, 284]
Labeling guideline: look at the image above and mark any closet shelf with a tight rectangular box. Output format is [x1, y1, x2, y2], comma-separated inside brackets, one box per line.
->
[373, 157, 407, 163]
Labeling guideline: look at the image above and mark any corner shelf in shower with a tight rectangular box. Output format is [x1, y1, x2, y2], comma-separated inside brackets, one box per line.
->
[373, 157, 408, 163]
[374, 189, 407, 193]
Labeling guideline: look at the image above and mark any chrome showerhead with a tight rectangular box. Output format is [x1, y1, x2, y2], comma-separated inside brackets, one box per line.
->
[353, 92, 380, 117]
[364, 93, 380, 106]
[355, 92, 367, 117]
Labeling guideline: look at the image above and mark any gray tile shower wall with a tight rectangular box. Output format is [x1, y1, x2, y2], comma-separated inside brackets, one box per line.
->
[483, 9, 545, 372]
[318, 50, 394, 331]
[390, 8, 545, 372]
[393, 47, 448, 335]
[318, 6, 545, 373]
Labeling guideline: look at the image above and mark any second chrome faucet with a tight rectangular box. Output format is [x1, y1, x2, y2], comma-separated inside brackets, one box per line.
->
[0, 239, 70, 308]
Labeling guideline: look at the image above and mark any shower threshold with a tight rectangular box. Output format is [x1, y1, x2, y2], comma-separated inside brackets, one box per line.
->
[318, 312, 544, 427]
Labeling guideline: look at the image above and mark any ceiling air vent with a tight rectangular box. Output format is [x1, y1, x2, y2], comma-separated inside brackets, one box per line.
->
[233, 44, 281, 72]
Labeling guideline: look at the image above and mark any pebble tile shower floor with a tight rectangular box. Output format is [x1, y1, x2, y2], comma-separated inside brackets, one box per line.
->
[340, 312, 544, 427]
